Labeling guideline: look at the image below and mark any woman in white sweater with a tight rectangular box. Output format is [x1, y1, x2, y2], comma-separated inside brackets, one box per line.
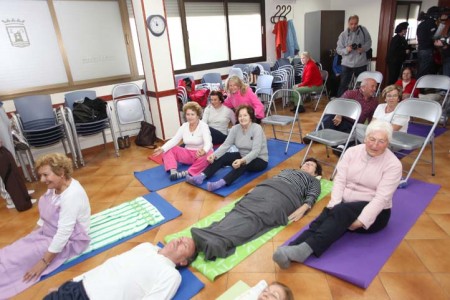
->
[152, 102, 213, 181]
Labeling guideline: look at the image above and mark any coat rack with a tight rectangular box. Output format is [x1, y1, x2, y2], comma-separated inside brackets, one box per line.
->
[270, 5, 292, 24]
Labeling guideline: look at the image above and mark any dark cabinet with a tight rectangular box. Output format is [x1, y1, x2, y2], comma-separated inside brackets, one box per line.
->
[304, 10, 345, 73]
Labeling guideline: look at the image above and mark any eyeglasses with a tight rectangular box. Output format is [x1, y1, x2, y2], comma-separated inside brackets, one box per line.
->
[385, 93, 399, 98]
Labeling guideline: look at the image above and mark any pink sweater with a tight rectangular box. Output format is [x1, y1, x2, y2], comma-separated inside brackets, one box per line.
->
[224, 88, 265, 119]
[327, 144, 402, 229]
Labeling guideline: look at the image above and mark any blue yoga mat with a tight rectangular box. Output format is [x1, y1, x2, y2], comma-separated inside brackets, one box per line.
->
[134, 139, 305, 195]
[42, 193, 182, 280]
[155, 243, 205, 300]
[283, 178, 440, 288]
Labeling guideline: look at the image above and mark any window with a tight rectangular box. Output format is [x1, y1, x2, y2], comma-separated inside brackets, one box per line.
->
[394, 2, 421, 43]
[0, 0, 140, 100]
[166, 0, 265, 73]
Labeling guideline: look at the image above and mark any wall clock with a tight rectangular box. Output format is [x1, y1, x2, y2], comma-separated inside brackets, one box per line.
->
[147, 14, 166, 37]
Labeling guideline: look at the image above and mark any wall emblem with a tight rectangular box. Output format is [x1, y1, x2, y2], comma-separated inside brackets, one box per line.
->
[2, 19, 30, 47]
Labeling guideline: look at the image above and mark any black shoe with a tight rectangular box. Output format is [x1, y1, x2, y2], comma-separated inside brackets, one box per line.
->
[124, 135, 130, 148]
[117, 137, 125, 149]
[302, 136, 311, 144]
[297, 105, 306, 113]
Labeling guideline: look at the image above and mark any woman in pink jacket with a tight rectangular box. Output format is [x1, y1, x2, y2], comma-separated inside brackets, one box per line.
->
[224, 76, 265, 122]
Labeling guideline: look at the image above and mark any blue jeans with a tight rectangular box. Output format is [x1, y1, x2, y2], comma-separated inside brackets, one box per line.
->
[417, 49, 434, 78]
[337, 65, 368, 97]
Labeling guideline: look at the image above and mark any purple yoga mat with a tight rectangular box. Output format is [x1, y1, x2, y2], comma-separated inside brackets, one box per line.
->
[283, 178, 440, 288]
[407, 122, 446, 137]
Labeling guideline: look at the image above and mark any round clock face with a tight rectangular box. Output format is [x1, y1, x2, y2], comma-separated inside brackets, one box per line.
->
[147, 15, 166, 37]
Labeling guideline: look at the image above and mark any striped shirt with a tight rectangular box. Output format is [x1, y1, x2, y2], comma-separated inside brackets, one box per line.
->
[274, 169, 321, 208]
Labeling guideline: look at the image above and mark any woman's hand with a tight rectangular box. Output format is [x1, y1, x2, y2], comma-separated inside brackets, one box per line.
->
[288, 204, 309, 222]
[207, 154, 216, 164]
[232, 159, 245, 169]
[23, 260, 47, 283]
[348, 219, 364, 231]
[152, 147, 163, 157]
[196, 149, 206, 157]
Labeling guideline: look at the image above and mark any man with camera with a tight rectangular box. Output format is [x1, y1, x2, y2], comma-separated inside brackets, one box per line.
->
[336, 15, 372, 97]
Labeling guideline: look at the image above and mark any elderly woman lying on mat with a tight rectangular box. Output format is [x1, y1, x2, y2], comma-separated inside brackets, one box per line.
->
[234, 281, 294, 300]
[273, 120, 402, 269]
[189, 158, 322, 260]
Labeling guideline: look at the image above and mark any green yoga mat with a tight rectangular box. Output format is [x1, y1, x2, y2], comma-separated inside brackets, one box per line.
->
[165, 179, 333, 281]
[68, 196, 165, 262]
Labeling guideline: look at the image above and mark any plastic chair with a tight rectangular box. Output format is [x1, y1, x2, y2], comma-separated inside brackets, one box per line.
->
[389, 98, 442, 187]
[302, 98, 362, 180]
[201, 72, 223, 90]
[410, 74, 450, 126]
[112, 83, 148, 142]
[12, 95, 78, 168]
[64, 90, 118, 165]
[259, 62, 272, 72]
[273, 58, 290, 70]
[353, 71, 383, 96]
[313, 70, 330, 112]
[262, 89, 303, 154]
[255, 74, 274, 112]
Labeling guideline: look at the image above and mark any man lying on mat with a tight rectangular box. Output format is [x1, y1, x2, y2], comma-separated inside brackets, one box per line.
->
[273, 120, 402, 269]
[44, 237, 197, 300]
[189, 158, 322, 260]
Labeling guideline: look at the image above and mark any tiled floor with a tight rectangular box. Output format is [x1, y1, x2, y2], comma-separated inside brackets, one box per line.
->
[2, 99, 450, 299]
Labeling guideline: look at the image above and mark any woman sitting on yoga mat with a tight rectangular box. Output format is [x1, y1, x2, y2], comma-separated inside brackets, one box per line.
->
[273, 120, 402, 269]
[189, 158, 322, 260]
[202, 90, 236, 145]
[186, 105, 268, 191]
[0, 153, 91, 298]
[152, 102, 213, 181]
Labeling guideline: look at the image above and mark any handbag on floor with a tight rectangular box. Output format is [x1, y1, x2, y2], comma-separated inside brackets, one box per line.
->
[135, 121, 157, 149]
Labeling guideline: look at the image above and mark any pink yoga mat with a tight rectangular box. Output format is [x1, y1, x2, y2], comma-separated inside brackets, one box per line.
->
[283, 178, 440, 288]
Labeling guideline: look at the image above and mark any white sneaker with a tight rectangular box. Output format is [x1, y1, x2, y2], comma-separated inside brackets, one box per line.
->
[5, 199, 36, 209]
[28, 190, 35, 195]
[336, 145, 345, 150]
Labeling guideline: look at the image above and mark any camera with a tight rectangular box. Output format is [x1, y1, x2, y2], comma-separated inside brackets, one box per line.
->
[434, 36, 450, 46]
[351, 43, 362, 50]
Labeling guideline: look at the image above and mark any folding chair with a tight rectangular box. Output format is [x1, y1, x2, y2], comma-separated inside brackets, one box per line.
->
[64, 90, 119, 165]
[353, 71, 383, 96]
[262, 89, 303, 154]
[302, 98, 362, 180]
[313, 70, 330, 112]
[410, 74, 450, 126]
[112, 83, 148, 147]
[389, 98, 442, 187]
